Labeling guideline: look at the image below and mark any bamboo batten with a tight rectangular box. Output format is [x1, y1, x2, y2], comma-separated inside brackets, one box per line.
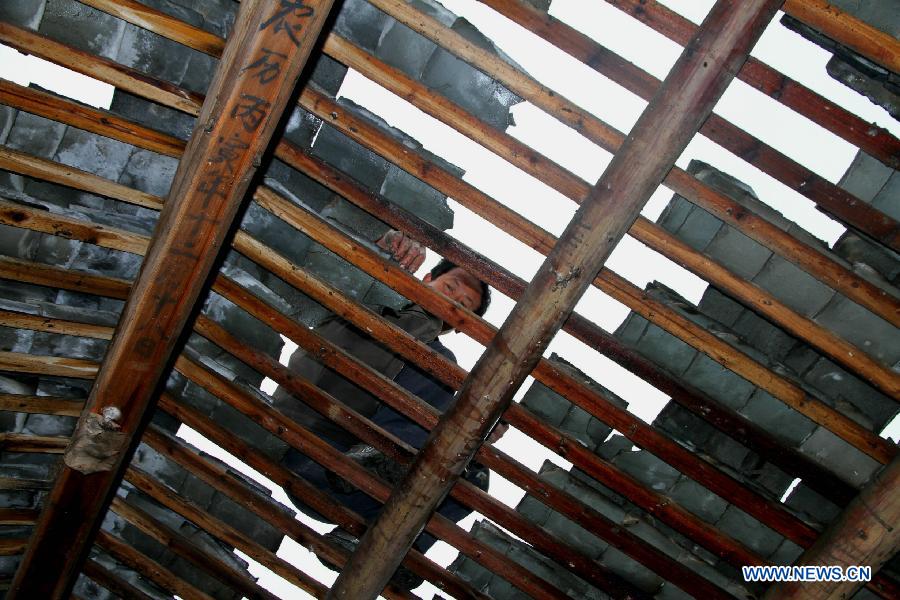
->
[94, 527, 220, 600]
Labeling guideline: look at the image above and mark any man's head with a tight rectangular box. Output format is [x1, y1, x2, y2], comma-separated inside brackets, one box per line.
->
[423, 259, 491, 319]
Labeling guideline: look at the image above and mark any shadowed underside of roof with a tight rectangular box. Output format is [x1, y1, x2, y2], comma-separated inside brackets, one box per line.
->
[0, 0, 897, 599]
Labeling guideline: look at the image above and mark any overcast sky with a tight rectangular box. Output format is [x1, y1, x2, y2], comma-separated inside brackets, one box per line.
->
[1, 0, 898, 597]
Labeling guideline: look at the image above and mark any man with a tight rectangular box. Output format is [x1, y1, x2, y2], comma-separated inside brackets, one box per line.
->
[272, 229, 501, 588]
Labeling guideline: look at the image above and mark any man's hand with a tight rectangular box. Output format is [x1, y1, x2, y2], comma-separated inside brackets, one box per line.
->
[377, 230, 426, 273]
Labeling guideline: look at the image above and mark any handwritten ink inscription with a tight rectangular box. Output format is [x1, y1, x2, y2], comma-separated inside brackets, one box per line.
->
[242, 48, 288, 84]
[231, 94, 271, 133]
[260, 0, 316, 47]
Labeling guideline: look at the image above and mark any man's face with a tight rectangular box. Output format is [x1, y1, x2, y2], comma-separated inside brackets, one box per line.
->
[423, 267, 483, 313]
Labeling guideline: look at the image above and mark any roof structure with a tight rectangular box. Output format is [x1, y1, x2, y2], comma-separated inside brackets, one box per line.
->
[0, 0, 897, 599]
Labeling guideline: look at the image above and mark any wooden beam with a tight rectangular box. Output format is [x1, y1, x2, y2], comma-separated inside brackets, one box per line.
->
[7, 1, 338, 597]
[82, 559, 157, 600]
[475, 0, 900, 262]
[0, 255, 131, 299]
[123, 465, 326, 599]
[0, 433, 68, 453]
[206, 276, 712, 597]
[0, 199, 149, 255]
[95, 530, 215, 600]
[326, 2, 783, 598]
[0, 309, 114, 341]
[0, 350, 99, 379]
[597, 0, 899, 169]
[0, 146, 163, 209]
[783, 0, 900, 75]
[763, 457, 900, 600]
[150, 399, 476, 600]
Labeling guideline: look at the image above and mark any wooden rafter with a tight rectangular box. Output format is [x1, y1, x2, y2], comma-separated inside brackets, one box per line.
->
[763, 457, 900, 600]
[326, 1, 785, 597]
[6, 1, 338, 596]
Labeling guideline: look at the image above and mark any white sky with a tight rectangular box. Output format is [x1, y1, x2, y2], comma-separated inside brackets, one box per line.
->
[1, 0, 898, 597]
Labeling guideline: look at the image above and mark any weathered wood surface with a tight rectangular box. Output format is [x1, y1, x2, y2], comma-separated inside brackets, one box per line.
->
[763, 457, 900, 600]
[7, 1, 338, 597]
[783, 0, 900, 75]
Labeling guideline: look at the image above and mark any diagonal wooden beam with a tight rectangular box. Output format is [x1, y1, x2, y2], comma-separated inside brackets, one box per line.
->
[6, 1, 337, 597]
[326, 1, 784, 598]
[762, 457, 900, 600]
